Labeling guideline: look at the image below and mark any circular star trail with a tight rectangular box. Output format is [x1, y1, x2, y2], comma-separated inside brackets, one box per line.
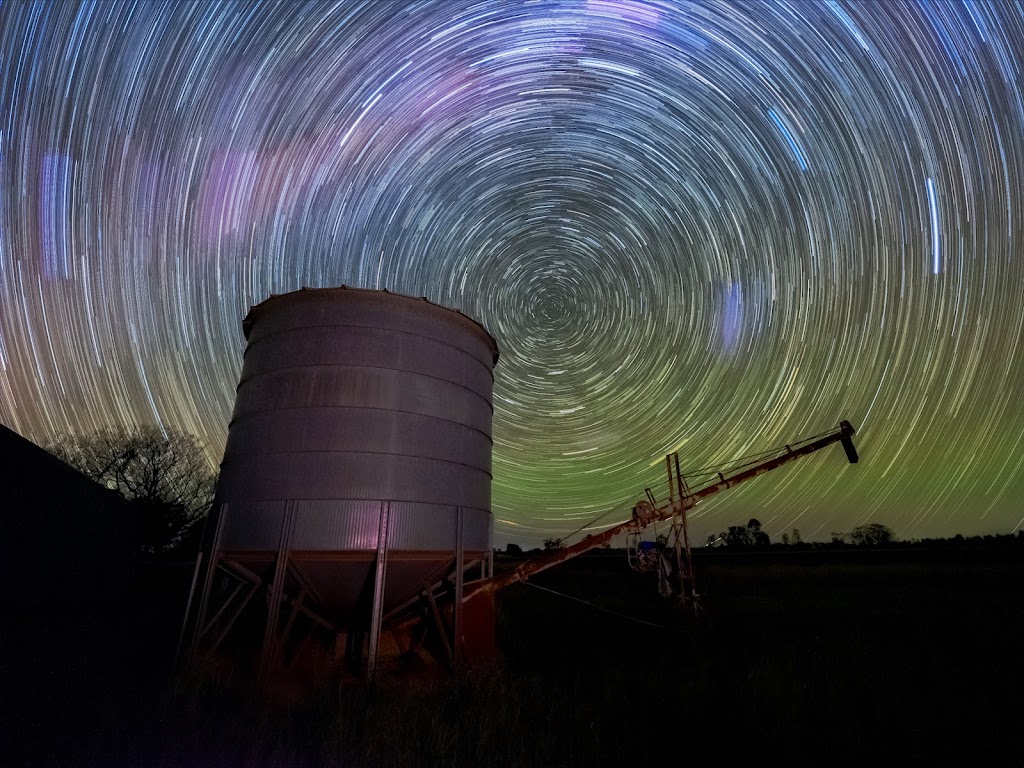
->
[2, 0, 1023, 545]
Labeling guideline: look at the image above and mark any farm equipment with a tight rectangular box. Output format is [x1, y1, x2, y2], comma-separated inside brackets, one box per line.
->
[489, 420, 859, 608]
[399, 421, 859, 668]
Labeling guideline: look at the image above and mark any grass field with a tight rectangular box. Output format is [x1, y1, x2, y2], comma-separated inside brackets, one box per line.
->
[12, 547, 1024, 766]
[495, 548, 1024, 764]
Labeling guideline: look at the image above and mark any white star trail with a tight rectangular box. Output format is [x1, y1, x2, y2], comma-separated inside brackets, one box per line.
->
[1, 1, 1022, 546]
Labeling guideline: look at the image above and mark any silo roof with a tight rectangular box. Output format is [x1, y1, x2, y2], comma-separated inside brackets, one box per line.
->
[242, 287, 499, 365]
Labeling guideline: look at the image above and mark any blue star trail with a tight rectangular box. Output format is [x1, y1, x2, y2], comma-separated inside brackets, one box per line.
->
[1, 1, 1023, 546]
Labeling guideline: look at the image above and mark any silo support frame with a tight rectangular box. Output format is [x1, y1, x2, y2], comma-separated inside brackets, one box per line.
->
[200, 579, 247, 637]
[279, 565, 333, 631]
[271, 561, 330, 669]
[487, 511, 494, 578]
[423, 587, 453, 666]
[260, 501, 296, 680]
[453, 506, 465, 666]
[207, 579, 261, 657]
[401, 509, 467, 671]
[183, 502, 342, 677]
[382, 552, 489, 625]
[187, 559, 263, 661]
[366, 501, 390, 682]
[185, 503, 230, 664]
[175, 551, 204, 665]
[274, 585, 307, 667]
[196, 558, 332, 669]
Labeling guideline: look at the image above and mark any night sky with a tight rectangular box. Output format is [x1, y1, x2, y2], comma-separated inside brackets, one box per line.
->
[2, 0, 1022, 547]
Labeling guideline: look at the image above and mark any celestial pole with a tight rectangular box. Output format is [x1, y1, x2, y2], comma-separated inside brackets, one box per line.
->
[1, 0, 1023, 545]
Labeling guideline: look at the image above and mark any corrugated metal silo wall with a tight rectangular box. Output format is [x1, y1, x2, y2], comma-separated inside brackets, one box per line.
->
[216, 288, 497, 558]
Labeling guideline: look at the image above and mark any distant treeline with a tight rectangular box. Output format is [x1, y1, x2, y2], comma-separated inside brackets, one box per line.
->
[504, 523, 1024, 555]
[704, 519, 1024, 551]
[790, 530, 1024, 551]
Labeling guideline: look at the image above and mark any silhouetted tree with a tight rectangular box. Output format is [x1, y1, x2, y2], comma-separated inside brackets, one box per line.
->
[849, 522, 895, 547]
[720, 520, 770, 548]
[831, 532, 848, 545]
[49, 426, 216, 555]
[506, 543, 523, 555]
[724, 525, 748, 547]
[747, 518, 770, 547]
[791, 528, 801, 545]
[543, 537, 563, 550]
[781, 533, 790, 546]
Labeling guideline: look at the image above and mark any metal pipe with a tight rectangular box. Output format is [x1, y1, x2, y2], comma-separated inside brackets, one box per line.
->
[666, 455, 675, 504]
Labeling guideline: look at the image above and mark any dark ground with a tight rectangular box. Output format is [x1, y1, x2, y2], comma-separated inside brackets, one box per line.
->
[498, 547, 1024, 765]
[8, 546, 1023, 766]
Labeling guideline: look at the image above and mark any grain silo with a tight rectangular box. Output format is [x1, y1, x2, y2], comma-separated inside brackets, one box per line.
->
[185, 287, 499, 679]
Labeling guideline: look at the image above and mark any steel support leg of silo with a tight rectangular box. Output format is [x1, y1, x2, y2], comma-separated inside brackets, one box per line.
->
[424, 587, 453, 666]
[207, 579, 261, 656]
[453, 506, 465, 667]
[175, 550, 204, 665]
[186, 503, 229, 664]
[200, 578, 246, 637]
[188, 559, 263, 659]
[260, 501, 295, 680]
[367, 500, 391, 683]
[487, 509, 494, 578]
[274, 586, 307, 666]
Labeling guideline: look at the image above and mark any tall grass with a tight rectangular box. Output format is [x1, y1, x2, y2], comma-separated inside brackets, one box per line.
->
[158, 663, 605, 768]
[43, 550, 1024, 766]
